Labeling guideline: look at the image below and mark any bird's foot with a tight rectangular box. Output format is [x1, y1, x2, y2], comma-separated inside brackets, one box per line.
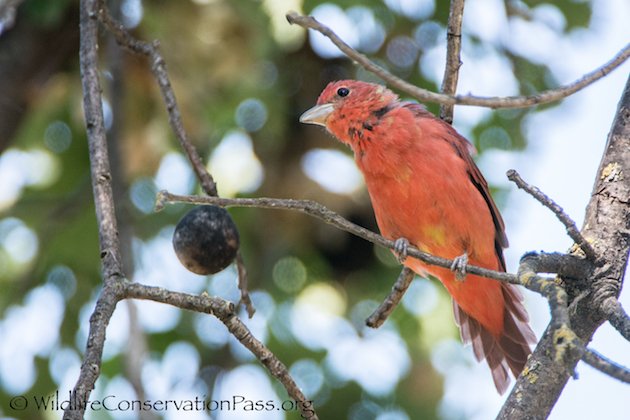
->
[393, 237, 410, 263]
[451, 252, 468, 282]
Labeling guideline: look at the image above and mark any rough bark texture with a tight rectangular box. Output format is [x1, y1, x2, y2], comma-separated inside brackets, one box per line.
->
[498, 75, 630, 419]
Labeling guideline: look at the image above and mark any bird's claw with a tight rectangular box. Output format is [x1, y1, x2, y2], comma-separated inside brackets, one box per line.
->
[451, 252, 468, 282]
[393, 238, 410, 263]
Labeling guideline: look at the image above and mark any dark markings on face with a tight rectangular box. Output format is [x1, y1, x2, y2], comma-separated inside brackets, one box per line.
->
[347, 127, 357, 139]
[362, 122, 373, 131]
[372, 105, 392, 119]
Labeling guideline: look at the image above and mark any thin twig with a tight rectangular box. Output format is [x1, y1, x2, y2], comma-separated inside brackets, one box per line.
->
[98, 7, 217, 196]
[507, 169, 599, 262]
[158, 190, 518, 284]
[286, 11, 630, 109]
[124, 283, 318, 420]
[599, 297, 630, 342]
[236, 252, 255, 317]
[439, 0, 465, 123]
[582, 348, 630, 384]
[366, 267, 415, 328]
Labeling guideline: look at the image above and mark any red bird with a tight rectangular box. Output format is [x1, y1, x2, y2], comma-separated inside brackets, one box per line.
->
[300, 80, 536, 394]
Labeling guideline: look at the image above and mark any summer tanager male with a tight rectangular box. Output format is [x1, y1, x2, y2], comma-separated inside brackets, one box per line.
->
[300, 80, 536, 394]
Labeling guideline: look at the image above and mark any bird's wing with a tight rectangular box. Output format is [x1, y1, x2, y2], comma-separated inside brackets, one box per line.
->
[402, 102, 509, 270]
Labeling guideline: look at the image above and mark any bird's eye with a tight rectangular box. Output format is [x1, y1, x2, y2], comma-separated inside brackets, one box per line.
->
[337, 87, 350, 97]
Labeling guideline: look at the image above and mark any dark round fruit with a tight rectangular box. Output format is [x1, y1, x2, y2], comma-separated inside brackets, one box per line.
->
[172, 205, 240, 275]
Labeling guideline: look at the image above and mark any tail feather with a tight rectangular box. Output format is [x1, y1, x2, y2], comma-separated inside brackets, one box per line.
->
[502, 282, 532, 323]
[453, 283, 535, 394]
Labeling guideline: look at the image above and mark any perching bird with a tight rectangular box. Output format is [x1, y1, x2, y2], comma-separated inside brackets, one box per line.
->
[300, 80, 536, 394]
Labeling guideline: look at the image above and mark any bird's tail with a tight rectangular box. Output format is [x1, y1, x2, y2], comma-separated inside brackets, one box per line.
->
[452, 283, 536, 394]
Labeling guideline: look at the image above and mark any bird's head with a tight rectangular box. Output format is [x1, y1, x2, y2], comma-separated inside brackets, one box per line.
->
[300, 80, 399, 144]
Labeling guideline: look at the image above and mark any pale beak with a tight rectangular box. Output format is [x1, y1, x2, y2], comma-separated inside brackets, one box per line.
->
[299, 103, 335, 127]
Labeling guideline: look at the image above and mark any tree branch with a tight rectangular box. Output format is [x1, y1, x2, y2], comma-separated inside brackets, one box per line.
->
[286, 11, 630, 109]
[516, 254, 586, 386]
[66, 2, 127, 417]
[439, 0, 465, 123]
[98, 6, 217, 197]
[236, 252, 255, 318]
[498, 74, 630, 420]
[157, 192, 592, 289]
[599, 297, 630, 342]
[366, 267, 415, 328]
[124, 283, 317, 420]
[582, 348, 630, 384]
[157, 190, 518, 283]
[507, 169, 599, 262]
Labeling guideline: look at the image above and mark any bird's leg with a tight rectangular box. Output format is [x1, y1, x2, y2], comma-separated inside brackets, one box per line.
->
[451, 252, 468, 282]
[393, 237, 410, 263]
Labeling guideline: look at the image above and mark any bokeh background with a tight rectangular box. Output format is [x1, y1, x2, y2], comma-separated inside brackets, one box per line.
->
[0, 0, 629, 419]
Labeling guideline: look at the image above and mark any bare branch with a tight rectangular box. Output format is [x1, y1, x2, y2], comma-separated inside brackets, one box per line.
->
[236, 252, 255, 318]
[158, 190, 519, 284]
[518, 254, 572, 331]
[507, 169, 599, 262]
[439, 0, 465, 123]
[518, 251, 593, 279]
[124, 283, 318, 420]
[582, 348, 630, 384]
[98, 6, 217, 196]
[599, 297, 630, 342]
[497, 254, 586, 420]
[285, 11, 630, 109]
[158, 192, 592, 289]
[66, 1, 127, 418]
[366, 267, 415, 328]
